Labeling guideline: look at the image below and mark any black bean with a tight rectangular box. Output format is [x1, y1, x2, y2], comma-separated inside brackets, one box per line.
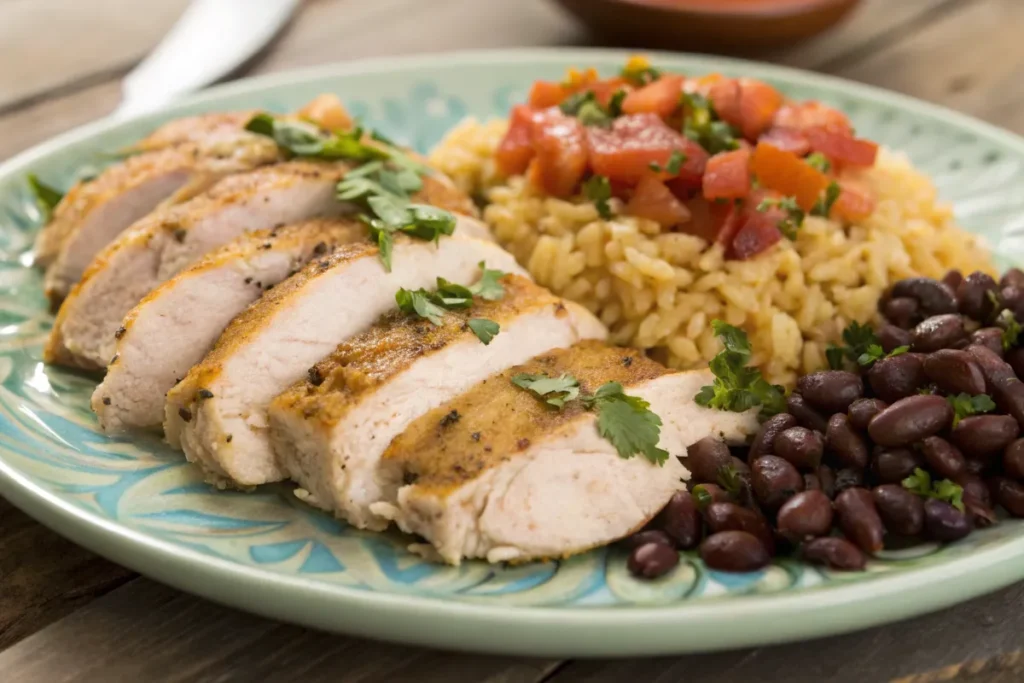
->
[956, 271, 999, 321]
[751, 455, 804, 510]
[797, 371, 864, 415]
[787, 393, 829, 433]
[776, 490, 834, 541]
[891, 277, 958, 316]
[872, 484, 925, 536]
[659, 491, 702, 549]
[848, 398, 888, 432]
[825, 413, 869, 469]
[923, 499, 973, 542]
[921, 349, 986, 397]
[703, 502, 774, 553]
[970, 328, 1005, 358]
[872, 447, 923, 484]
[877, 324, 913, 353]
[749, 413, 798, 460]
[867, 353, 926, 403]
[834, 467, 865, 493]
[699, 531, 771, 572]
[867, 394, 954, 447]
[995, 381, 1024, 431]
[1001, 286, 1024, 321]
[920, 436, 967, 480]
[950, 414, 1020, 459]
[990, 476, 1024, 517]
[942, 269, 964, 292]
[835, 488, 885, 554]
[1007, 348, 1024, 380]
[1001, 268, 1024, 290]
[882, 297, 922, 329]
[804, 473, 821, 491]
[1004, 439, 1024, 480]
[624, 529, 675, 550]
[965, 345, 1024, 426]
[818, 465, 837, 499]
[912, 314, 967, 352]
[956, 473, 997, 527]
[628, 542, 679, 579]
[801, 537, 867, 570]
[683, 437, 733, 485]
[773, 426, 824, 470]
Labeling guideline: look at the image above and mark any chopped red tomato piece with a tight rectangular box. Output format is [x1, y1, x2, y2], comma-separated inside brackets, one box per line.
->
[527, 109, 588, 197]
[805, 128, 878, 167]
[678, 198, 739, 245]
[736, 79, 784, 140]
[626, 176, 692, 229]
[622, 75, 686, 119]
[495, 105, 538, 176]
[729, 199, 784, 259]
[702, 148, 752, 200]
[707, 78, 741, 128]
[773, 101, 852, 135]
[758, 128, 811, 156]
[587, 77, 633, 107]
[750, 141, 830, 212]
[587, 113, 708, 185]
[832, 180, 876, 221]
[685, 73, 725, 97]
[528, 81, 567, 109]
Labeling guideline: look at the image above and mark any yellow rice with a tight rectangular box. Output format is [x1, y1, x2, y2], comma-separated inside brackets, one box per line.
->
[429, 118, 996, 387]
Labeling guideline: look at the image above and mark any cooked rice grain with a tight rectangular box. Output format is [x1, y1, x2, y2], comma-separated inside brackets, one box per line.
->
[430, 119, 995, 387]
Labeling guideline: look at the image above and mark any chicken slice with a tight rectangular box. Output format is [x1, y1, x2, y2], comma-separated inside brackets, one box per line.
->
[165, 237, 524, 488]
[374, 341, 759, 565]
[92, 218, 371, 433]
[132, 112, 259, 153]
[268, 275, 606, 530]
[41, 132, 283, 306]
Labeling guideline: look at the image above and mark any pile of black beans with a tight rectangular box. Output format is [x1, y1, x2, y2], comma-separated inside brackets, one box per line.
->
[626, 267, 1024, 578]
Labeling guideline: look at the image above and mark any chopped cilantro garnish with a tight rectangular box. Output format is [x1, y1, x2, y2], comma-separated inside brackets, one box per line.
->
[649, 150, 687, 175]
[27, 174, 63, 219]
[244, 113, 386, 162]
[468, 262, 507, 301]
[947, 392, 997, 427]
[511, 372, 580, 408]
[681, 93, 740, 155]
[806, 152, 831, 173]
[434, 277, 474, 308]
[716, 463, 744, 496]
[828, 321, 883, 369]
[856, 344, 910, 367]
[811, 181, 842, 217]
[757, 195, 805, 240]
[395, 287, 448, 325]
[583, 175, 614, 220]
[621, 64, 662, 86]
[694, 320, 787, 418]
[577, 100, 612, 128]
[902, 467, 965, 512]
[998, 309, 1022, 350]
[561, 91, 617, 127]
[825, 343, 846, 371]
[468, 318, 500, 345]
[607, 89, 627, 117]
[691, 484, 714, 510]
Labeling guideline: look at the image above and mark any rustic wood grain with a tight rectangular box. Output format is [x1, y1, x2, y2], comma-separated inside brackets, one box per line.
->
[0, 579, 563, 683]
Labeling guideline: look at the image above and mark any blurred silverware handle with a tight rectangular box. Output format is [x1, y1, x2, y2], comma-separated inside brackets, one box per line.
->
[113, 0, 301, 120]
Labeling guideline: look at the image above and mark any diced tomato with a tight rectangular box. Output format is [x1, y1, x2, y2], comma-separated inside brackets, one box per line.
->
[527, 109, 588, 197]
[587, 113, 709, 185]
[702, 148, 751, 200]
[685, 73, 725, 97]
[773, 101, 853, 135]
[750, 141, 830, 212]
[832, 180, 876, 221]
[626, 176, 692, 229]
[730, 208, 784, 260]
[495, 105, 538, 176]
[587, 77, 634, 108]
[678, 198, 740, 245]
[736, 79, 784, 140]
[758, 128, 811, 156]
[622, 75, 686, 119]
[805, 128, 879, 167]
[529, 81, 567, 109]
[707, 78, 742, 128]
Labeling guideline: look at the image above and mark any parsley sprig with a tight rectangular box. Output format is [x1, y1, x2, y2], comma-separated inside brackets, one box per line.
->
[997, 309, 1022, 350]
[27, 174, 63, 218]
[511, 374, 668, 465]
[856, 344, 910, 367]
[826, 321, 881, 370]
[806, 152, 831, 173]
[560, 90, 626, 127]
[694, 320, 786, 418]
[811, 181, 841, 217]
[648, 150, 687, 175]
[583, 175, 614, 219]
[244, 113, 386, 162]
[947, 392, 997, 427]
[621, 63, 662, 86]
[757, 195, 805, 240]
[395, 265, 507, 343]
[902, 468, 965, 512]
[681, 93, 740, 155]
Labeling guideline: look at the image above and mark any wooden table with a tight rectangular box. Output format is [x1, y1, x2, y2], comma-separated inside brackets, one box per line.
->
[2, 0, 1024, 680]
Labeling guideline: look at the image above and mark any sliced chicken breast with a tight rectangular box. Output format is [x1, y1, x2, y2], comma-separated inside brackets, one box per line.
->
[92, 218, 371, 434]
[41, 132, 282, 306]
[165, 236, 525, 488]
[132, 112, 258, 153]
[373, 341, 759, 565]
[268, 275, 606, 530]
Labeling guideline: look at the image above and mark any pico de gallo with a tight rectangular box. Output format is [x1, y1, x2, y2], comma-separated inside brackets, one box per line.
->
[494, 56, 879, 260]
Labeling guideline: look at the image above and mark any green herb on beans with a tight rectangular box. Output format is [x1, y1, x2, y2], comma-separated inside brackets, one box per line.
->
[621, 63, 662, 86]
[468, 318, 500, 345]
[757, 195, 805, 240]
[811, 181, 842, 217]
[998, 309, 1022, 350]
[468, 262, 508, 301]
[649, 150, 687, 175]
[806, 152, 832, 173]
[827, 321, 881, 369]
[692, 484, 714, 510]
[695, 320, 787, 418]
[856, 344, 910, 367]
[583, 175, 614, 220]
[947, 392, 997, 427]
[27, 174, 63, 218]
[244, 113, 387, 162]
[902, 467, 965, 512]
[716, 464, 744, 496]
[681, 93, 740, 155]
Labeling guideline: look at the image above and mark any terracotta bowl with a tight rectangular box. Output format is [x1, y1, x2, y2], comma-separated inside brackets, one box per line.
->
[550, 0, 862, 53]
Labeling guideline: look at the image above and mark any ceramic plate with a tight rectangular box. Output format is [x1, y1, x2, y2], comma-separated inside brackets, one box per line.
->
[2, 49, 1024, 657]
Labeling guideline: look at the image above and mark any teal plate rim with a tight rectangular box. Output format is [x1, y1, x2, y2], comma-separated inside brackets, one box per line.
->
[3, 48, 1024, 657]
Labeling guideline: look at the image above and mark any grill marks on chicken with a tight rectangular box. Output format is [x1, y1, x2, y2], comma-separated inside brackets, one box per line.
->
[268, 275, 606, 530]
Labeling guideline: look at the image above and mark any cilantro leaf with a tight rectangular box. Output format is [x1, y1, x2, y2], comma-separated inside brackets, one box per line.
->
[468, 318, 500, 345]
[806, 152, 832, 173]
[577, 101, 612, 128]
[829, 320, 881, 367]
[681, 93, 740, 155]
[695, 321, 786, 418]
[757, 195, 805, 240]
[559, 91, 595, 116]
[395, 288, 447, 325]
[371, 224, 394, 272]
[402, 204, 456, 242]
[584, 381, 669, 466]
[583, 175, 614, 220]
[244, 113, 385, 162]
[902, 467, 932, 497]
[27, 174, 63, 217]
[511, 372, 581, 408]
[434, 277, 474, 308]
[811, 181, 841, 217]
[468, 262, 507, 301]
[650, 150, 687, 175]
[902, 467, 965, 512]
[998, 309, 1022, 350]
[691, 484, 714, 510]
[856, 344, 908, 367]
[825, 343, 846, 370]
[621, 64, 662, 86]
[716, 463, 743, 496]
[607, 89, 627, 117]
[947, 392, 996, 427]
